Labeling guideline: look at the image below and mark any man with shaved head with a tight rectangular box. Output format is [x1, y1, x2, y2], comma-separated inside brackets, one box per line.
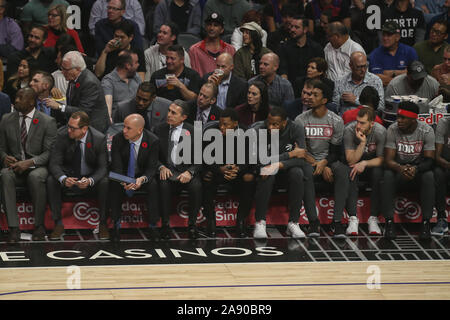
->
[249, 52, 295, 108]
[332, 51, 384, 114]
[203, 52, 247, 110]
[109, 113, 160, 242]
[47, 111, 109, 240]
[0, 87, 57, 243]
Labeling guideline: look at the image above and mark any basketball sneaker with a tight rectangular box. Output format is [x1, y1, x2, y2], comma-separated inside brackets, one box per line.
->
[253, 220, 267, 239]
[286, 222, 306, 239]
[346, 216, 359, 236]
[431, 218, 448, 236]
[367, 216, 382, 235]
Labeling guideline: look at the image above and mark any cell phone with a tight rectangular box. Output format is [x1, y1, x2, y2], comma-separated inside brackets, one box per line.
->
[114, 39, 121, 47]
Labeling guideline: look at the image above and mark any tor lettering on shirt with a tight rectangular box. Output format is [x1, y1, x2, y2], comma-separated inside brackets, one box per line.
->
[304, 125, 333, 140]
[397, 140, 423, 156]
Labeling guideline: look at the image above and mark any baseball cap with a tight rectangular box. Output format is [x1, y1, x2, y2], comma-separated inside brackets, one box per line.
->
[382, 20, 400, 34]
[407, 60, 427, 80]
[240, 21, 264, 39]
[205, 12, 224, 26]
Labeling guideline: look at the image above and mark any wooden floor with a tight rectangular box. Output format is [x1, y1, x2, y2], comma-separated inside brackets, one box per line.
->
[1, 260, 449, 300]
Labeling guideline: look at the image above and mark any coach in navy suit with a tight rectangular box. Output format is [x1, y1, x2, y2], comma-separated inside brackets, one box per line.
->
[186, 82, 222, 126]
[44, 51, 110, 133]
[47, 111, 110, 241]
[109, 113, 160, 241]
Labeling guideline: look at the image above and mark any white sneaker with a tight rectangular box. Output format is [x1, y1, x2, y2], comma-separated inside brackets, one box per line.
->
[286, 222, 306, 238]
[368, 216, 381, 235]
[253, 220, 267, 239]
[346, 216, 359, 235]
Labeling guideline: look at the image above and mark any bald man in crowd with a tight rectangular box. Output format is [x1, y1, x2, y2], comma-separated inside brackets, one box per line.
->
[109, 113, 160, 242]
[203, 52, 247, 110]
[249, 52, 295, 108]
[332, 51, 385, 114]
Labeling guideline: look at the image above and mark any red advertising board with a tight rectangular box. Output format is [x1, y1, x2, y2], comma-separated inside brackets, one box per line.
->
[1, 195, 449, 230]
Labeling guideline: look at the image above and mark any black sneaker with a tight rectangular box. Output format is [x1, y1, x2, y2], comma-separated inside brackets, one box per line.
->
[333, 222, 346, 239]
[160, 225, 171, 240]
[384, 220, 396, 240]
[419, 220, 431, 240]
[188, 225, 198, 239]
[147, 227, 160, 242]
[236, 220, 246, 238]
[207, 218, 216, 237]
[307, 219, 320, 238]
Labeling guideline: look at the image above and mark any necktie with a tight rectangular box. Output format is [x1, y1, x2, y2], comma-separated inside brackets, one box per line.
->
[73, 140, 82, 178]
[20, 115, 28, 158]
[67, 81, 74, 105]
[126, 142, 136, 197]
[168, 127, 175, 168]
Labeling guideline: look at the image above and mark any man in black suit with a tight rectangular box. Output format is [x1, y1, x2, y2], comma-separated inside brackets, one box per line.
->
[113, 81, 172, 131]
[203, 52, 247, 109]
[47, 111, 110, 240]
[186, 82, 222, 126]
[150, 100, 202, 239]
[44, 51, 110, 133]
[202, 108, 256, 237]
[109, 113, 160, 242]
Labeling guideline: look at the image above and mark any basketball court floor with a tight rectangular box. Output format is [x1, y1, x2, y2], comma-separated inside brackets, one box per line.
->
[0, 223, 449, 300]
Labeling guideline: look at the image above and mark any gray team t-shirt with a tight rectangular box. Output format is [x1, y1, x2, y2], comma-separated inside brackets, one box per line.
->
[435, 117, 450, 161]
[385, 121, 435, 165]
[295, 109, 344, 161]
[344, 122, 387, 160]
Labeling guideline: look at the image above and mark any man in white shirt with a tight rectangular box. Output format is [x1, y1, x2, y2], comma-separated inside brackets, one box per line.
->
[324, 21, 365, 82]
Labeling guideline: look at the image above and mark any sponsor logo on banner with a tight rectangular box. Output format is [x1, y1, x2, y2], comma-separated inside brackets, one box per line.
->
[73, 202, 100, 226]
[394, 197, 421, 220]
[177, 200, 206, 223]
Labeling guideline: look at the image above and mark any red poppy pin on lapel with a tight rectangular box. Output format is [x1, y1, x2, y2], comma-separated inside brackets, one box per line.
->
[75, 82, 80, 88]
[210, 115, 215, 121]
[32, 118, 39, 124]
[86, 142, 92, 148]
[155, 112, 160, 116]
[141, 142, 148, 148]
[185, 131, 190, 136]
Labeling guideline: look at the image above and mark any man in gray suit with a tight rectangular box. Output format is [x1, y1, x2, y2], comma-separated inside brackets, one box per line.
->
[0, 88, 57, 243]
[113, 81, 171, 131]
[44, 51, 110, 133]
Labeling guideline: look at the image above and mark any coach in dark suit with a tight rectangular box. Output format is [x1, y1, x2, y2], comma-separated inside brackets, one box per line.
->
[47, 111, 110, 240]
[0, 88, 57, 243]
[150, 100, 202, 239]
[186, 82, 222, 126]
[113, 82, 171, 131]
[109, 113, 160, 242]
[203, 53, 248, 109]
[44, 51, 110, 133]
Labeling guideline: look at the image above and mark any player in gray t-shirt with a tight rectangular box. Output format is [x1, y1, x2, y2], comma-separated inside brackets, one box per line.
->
[295, 79, 348, 238]
[432, 117, 450, 236]
[382, 101, 435, 240]
[343, 107, 386, 236]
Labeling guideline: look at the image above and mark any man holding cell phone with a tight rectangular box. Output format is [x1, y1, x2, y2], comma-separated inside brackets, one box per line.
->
[47, 111, 110, 240]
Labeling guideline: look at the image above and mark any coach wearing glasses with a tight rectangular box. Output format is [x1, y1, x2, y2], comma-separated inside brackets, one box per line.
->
[47, 111, 109, 241]
[332, 51, 384, 114]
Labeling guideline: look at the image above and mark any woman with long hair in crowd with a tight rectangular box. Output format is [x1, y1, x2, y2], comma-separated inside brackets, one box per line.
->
[44, 4, 84, 53]
[233, 22, 272, 81]
[3, 57, 38, 102]
[294, 57, 334, 98]
[235, 80, 270, 126]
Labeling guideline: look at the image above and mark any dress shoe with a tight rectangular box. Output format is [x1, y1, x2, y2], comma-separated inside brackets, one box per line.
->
[207, 219, 216, 237]
[110, 227, 120, 242]
[188, 225, 198, 239]
[7, 228, 20, 244]
[49, 224, 65, 240]
[147, 227, 160, 241]
[32, 225, 46, 241]
[384, 219, 396, 240]
[160, 225, 171, 240]
[419, 220, 431, 240]
[98, 224, 110, 240]
[236, 220, 246, 238]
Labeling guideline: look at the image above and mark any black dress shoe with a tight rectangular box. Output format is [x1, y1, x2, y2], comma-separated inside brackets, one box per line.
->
[32, 225, 46, 241]
[188, 225, 198, 239]
[160, 226, 171, 240]
[236, 220, 246, 238]
[7, 228, 20, 244]
[147, 227, 160, 241]
[110, 228, 120, 242]
[384, 220, 396, 240]
[419, 220, 431, 240]
[207, 219, 216, 237]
